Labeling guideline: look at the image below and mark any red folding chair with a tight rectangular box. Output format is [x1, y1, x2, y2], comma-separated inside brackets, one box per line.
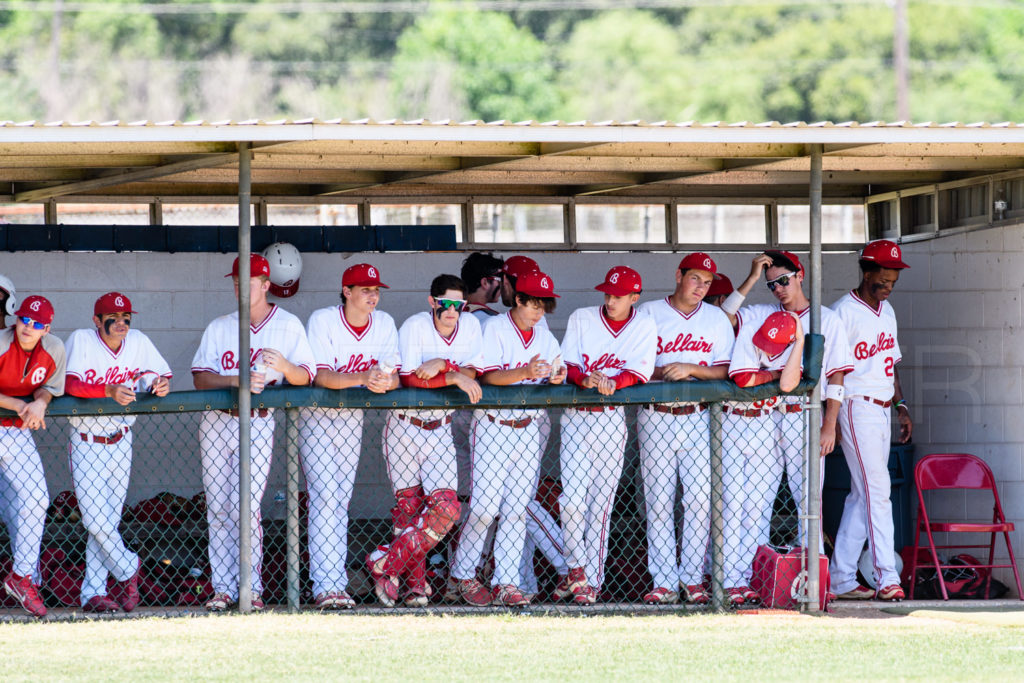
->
[910, 453, 1023, 600]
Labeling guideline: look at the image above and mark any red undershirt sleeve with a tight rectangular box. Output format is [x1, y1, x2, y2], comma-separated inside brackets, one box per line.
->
[400, 372, 449, 389]
[566, 365, 587, 387]
[65, 375, 107, 399]
[731, 370, 775, 388]
[611, 371, 640, 390]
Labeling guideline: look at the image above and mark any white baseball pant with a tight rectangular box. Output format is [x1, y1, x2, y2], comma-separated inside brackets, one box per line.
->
[70, 428, 140, 604]
[558, 407, 626, 590]
[382, 412, 458, 495]
[721, 410, 775, 588]
[831, 398, 899, 593]
[452, 412, 542, 587]
[298, 407, 362, 596]
[638, 405, 711, 589]
[0, 427, 48, 579]
[769, 406, 824, 551]
[519, 500, 568, 594]
[200, 410, 275, 599]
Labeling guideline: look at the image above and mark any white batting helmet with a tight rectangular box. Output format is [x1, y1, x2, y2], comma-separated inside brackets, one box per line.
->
[0, 274, 16, 315]
[262, 242, 302, 298]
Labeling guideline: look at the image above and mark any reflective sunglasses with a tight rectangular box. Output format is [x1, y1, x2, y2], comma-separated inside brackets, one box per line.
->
[18, 316, 46, 330]
[435, 298, 468, 312]
[766, 272, 798, 292]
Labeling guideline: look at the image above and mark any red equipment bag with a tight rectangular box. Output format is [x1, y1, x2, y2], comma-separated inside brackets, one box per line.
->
[750, 544, 830, 610]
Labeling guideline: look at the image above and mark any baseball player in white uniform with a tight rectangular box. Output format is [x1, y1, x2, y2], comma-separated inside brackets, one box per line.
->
[726, 310, 805, 606]
[830, 240, 913, 602]
[733, 251, 854, 555]
[558, 265, 657, 605]
[367, 274, 483, 608]
[450, 271, 566, 607]
[64, 292, 172, 613]
[636, 253, 734, 605]
[192, 254, 316, 612]
[299, 263, 399, 610]
[0, 295, 65, 618]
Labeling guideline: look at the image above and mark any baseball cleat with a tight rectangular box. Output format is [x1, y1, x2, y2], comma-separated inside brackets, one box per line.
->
[314, 591, 355, 610]
[455, 578, 491, 606]
[551, 574, 572, 601]
[205, 592, 236, 612]
[109, 559, 141, 612]
[682, 584, 710, 605]
[740, 586, 761, 605]
[404, 592, 429, 608]
[4, 573, 47, 618]
[442, 576, 462, 603]
[492, 584, 530, 607]
[366, 547, 399, 607]
[571, 584, 597, 606]
[875, 584, 905, 602]
[251, 592, 266, 611]
[642, 587, 680, 605]
[725, 587, 746, 607]
[836, 585, 875, 600]
[83, 595, 121, 613]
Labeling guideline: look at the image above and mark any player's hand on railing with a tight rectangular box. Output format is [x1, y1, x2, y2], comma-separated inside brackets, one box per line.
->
[415, 358, 447, 379]
[18, 398, 47, 430]
[451, 372, 482, 404]
[524, 354, 552, 381]
[249, 369, 266, 394]
[549, 364, 567, 385]
[365, 366, 393, 394]
[106, 384, 137, 406]
[661, 362, 693, 381]
[150, 376, 170, 397]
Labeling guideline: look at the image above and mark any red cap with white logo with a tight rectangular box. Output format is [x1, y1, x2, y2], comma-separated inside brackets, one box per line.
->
[753, 311, 798, 356]
[502, 255, 540, 279]
[706, 273, 734, 298]
[678, 252, 718, 275]
[596, 266, 643, 297]
[342, 263, 390, 288]
[764, 250, 805, 276]
[15, 295, 54, 325]
[860, 240, 910, 269]
[515, 271, 560, 298]
[226, 254, 271, 279]
[94, 292, 136, 317]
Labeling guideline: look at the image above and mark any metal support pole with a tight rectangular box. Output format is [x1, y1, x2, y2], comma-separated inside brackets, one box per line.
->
[285, 408, 301, 613]
[237, 141, 254, 614]
[709, 402, 725, 612]
[804, 144, 824, 613]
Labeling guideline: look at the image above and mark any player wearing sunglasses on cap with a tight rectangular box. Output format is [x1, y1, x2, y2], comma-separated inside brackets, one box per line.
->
[368, 274, 484, 607]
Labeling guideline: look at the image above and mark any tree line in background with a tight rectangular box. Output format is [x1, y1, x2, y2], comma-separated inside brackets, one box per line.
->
[1, 1, 1022, 124]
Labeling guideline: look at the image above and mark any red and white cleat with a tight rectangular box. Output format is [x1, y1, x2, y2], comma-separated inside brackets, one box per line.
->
[642, 587, 680, 605]
[4, 573, 47, 618]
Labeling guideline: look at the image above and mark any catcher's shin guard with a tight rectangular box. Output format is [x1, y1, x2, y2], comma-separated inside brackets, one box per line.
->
[382, 489, 461, 578]
[392, 486, 424, 538]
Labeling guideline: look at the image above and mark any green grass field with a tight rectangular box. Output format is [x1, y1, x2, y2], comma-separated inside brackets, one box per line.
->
[1, 611, 1022, 681]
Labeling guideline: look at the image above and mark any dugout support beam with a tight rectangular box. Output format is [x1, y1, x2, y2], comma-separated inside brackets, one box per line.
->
[805, 144, 824, 613]
[238, 141, 255, 614]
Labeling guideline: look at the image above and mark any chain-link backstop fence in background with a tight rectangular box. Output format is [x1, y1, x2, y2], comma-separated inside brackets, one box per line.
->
[0, 337, 822, 616]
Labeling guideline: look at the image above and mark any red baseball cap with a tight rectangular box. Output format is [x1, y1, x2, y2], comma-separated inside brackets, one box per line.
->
[860, 240, 910, 269]
[765, 250, 804, 276]
[226, 254, 271, 279]
[678, 252, 718, 275]
[15, 295, 54, 325]
[94, 292, 136, 317]
[502, 255, 540, 279]
[753, 311, 798, 356]
[596, 266, 643, 296]
[342, 263, 390, 289]
[515, 271, 560, 298]
[706, 273, 734, 298]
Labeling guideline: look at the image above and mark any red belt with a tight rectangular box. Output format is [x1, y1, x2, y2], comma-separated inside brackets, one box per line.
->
[80, 426, 129, 445]
[486, 414, 533, 429]
[723, 406, 769, 418]
[398, 414, 453, 430]
[220, 408, 271, 418]
[860, 397, 892, 408]
[573, 406, 613, 413]
[776, 404, 803, 413]
[651, 403, 708, 416]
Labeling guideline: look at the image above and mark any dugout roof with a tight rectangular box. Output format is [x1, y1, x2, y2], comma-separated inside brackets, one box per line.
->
[3, 119, 1024, 205]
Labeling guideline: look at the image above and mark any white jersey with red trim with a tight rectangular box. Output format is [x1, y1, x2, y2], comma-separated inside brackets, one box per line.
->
[640, 298, 734, 368]
[191, 305, 316, 385]
[397, 310, 484, 419]
[736, 302, 853, 402]
[831, 290, 902, 401]
[306, 306, 400, 380]
[560, 306, 657, 383]
[66, 328, 172, 431]
[479, 311, 561, 420]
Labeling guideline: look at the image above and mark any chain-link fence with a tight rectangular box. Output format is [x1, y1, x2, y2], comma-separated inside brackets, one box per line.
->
[0, 337, 822, 616]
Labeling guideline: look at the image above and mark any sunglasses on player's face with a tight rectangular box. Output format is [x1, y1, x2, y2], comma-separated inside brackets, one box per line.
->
[435, 298, 468, 312]
[766, 272, 798, 292]
[17, 316, 46, 330]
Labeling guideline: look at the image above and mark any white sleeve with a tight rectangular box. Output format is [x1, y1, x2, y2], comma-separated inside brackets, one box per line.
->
[625, 318, 658, 383]
[822, 312, 853, 378]
[560, 310, 584, 370]
[478, 318, 505, 373]
[306, 310, 335, 371]
[721, 290, 745, 315]
[142, 335, 173, 377]
[728, 324, 762, 377]
[460, 316, 486, 372]
[285, 320, 317, 384]
[711, 316, 735, 366]
[398, 317, 424, 373]
[381, 315, 401, 371]
[191, 323, 221, 374]
[64, 330, 87, 379]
